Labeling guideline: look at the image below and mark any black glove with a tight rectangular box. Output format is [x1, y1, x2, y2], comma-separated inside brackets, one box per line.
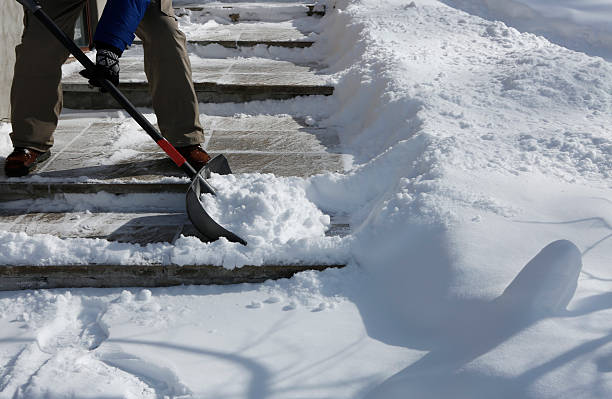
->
[80, 48, 121, 90]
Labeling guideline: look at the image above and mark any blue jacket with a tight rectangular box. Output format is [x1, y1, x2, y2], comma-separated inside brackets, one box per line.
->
[93, 0, 151, 52]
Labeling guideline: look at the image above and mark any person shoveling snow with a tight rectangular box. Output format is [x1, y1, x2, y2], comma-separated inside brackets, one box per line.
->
[7, 0, 247, 244]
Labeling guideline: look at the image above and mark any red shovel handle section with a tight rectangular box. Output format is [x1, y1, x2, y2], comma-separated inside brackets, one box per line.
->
[157, 139, 186, 167]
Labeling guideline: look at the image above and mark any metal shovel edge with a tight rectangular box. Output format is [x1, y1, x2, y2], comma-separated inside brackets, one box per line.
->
[187, 155, 248, 246]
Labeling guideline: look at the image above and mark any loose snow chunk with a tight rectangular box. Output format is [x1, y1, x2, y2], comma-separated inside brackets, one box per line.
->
[201, 173, 332, 245]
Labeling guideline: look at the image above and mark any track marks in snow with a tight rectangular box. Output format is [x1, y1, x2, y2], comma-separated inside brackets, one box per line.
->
[97, 346, 191, 398]
[36, 296, 109, 353]
[0, 290, 190, 399]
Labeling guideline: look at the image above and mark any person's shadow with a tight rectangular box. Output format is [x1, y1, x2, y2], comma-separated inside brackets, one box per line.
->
[354, 239, 600, 399]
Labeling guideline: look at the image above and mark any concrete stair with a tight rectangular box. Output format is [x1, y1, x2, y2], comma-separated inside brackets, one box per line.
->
[0, 115, 344, 198]
[62, 57, 333, 109]
[63, 4, 331, 108]
[173, 2, 326, 20]
[2, 2, 346, 290]
[0, 210, 351, 244]
[136, 21, 316, 48]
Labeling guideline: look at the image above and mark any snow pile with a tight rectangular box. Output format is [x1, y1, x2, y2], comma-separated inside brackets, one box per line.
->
[0, 222, 348, 269]
[301, 0, 611, 397]
[202, 173, 331, 245]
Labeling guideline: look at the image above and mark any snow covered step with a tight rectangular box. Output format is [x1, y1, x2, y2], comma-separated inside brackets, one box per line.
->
[0, 115, 344, 198]
[136, 21, 314, 48]
[174, 2, 326, 21]
[62, 57, 333, 109]
[0, 264, 344, 291]
[0, 207, 348, 290]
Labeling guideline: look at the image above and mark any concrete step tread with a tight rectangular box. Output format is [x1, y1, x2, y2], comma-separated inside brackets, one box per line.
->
[173, 2, 325, 19]
[0, 210, 350, 244]
[62, 57, 333, 107]
[0, 115, 345, 197]
[177, 21, 311, 42]
[63, 57, 329, 87]
[136, 21, 314, 47]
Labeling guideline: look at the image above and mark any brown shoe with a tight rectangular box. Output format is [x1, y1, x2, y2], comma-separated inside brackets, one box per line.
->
[4, 148, 51, 177]
[176, 144, 211, 171]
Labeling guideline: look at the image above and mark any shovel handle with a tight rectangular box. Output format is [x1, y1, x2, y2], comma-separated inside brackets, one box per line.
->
[16, 0, 40, 12]
[18, 0, 203, 180]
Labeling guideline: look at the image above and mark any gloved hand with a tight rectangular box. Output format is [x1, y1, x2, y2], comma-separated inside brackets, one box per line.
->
[80, 48, 120, 90]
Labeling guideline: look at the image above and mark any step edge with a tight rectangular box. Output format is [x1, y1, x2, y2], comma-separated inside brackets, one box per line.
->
[0, 264, 346, 290]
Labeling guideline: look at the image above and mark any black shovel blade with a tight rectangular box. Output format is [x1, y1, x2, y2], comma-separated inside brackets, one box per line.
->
[186, 162, 247, 246]
[204, 154, 233, 177]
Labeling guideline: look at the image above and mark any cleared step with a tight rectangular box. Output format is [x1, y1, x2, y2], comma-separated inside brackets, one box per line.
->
[174, 2, 326, 20]
[0, 264, 344, 291]
[0, 115, 345, 198]
[0, 208, 349, 290]
[0, 210, 350, 244]
[62, 57, 333, 109]
[136, 21, 315, 48]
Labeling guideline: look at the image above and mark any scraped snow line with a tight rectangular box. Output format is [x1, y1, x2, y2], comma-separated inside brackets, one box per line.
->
[36, 122, 93, 174]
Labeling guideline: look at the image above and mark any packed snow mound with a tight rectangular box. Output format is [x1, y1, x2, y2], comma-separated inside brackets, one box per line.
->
[201, 173, 331, 245]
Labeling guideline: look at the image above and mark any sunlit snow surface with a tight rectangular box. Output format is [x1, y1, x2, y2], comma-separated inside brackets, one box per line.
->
[201, 173, 331, 244]
[442, 0, 612, 59]
[1, 0, 612, 397]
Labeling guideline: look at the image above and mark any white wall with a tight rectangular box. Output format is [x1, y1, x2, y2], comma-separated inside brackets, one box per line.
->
[1, 2, 24, 122]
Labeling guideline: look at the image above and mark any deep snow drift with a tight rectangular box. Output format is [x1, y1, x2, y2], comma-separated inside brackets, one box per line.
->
[1, 0, 612, 397]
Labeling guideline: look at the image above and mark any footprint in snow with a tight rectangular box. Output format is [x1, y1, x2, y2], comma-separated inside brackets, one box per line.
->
[37, 297, 109, 353]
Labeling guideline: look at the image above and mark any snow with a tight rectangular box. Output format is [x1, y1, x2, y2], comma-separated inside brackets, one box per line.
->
[201, 173, 332, 245]
[443, 0, 612, 60]
[0, 269, 418, 398]
[1, 0, 612, 397]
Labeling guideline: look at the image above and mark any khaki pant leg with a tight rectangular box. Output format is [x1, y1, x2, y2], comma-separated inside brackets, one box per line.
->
[10, 0, 86, 152]
[136, 0, 204, 147]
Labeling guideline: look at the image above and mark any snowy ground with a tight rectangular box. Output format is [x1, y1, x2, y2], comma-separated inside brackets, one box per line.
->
[442, 0, 612, 60]
[1, 0, 612, 397]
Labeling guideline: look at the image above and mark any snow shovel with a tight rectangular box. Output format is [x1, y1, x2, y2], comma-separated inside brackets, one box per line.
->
[17, 0, 247, 246]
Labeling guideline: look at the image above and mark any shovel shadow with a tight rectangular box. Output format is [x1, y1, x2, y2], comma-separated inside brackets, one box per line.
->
[104, 214, 208, 245]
